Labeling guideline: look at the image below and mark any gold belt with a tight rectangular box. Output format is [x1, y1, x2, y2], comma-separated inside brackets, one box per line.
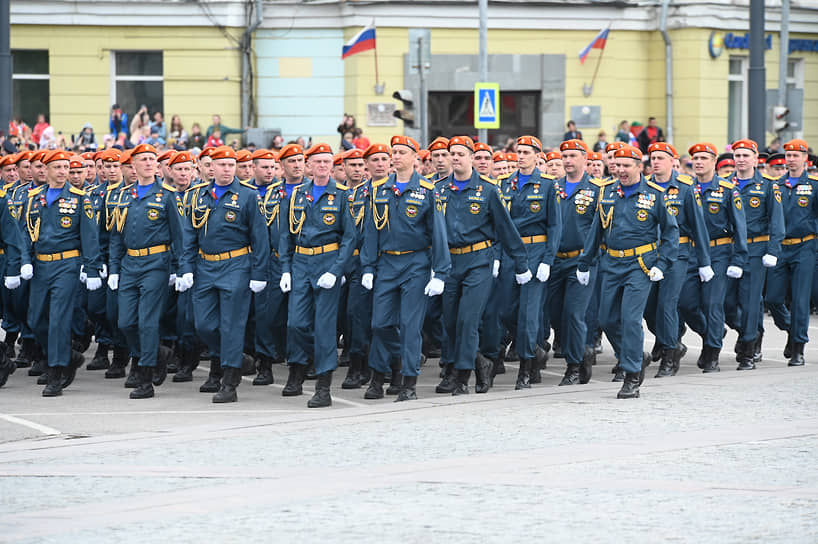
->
[556, 249, 581, 259]
[450, 240, 492, 255]
[295, 243, 339, 256]
[127, 244, 169, 257]
[199, 246, 251, 261]
[352, 249, 360, 256]
[521, 235, 547, 244]
[710, 237, 733, 247]
[605, 242, 656, 258]
[679, 236, 690, 244]
[782, 234, 816, 246]
[36, 249, 80, 262]
[747, 235, 770, 244]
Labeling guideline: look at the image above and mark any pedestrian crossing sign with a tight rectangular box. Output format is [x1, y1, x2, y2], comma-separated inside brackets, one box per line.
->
[474, 82, 500, 129]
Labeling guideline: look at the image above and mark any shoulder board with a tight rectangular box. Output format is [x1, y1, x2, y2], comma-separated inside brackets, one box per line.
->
[497, 172, 512, 180]
[646, 180, 665, 192]
[270, 180, 283, 189]
[107, 181, 122, 190]
[419, 179, 435, 190]
[424, 173, 435, 180]
[676, 174, 694, 185]
[761, 173, 777, 181]
[539, 173, 556, 181]
[372, 177, 388, 188]
[29, 185, 44, 197]
[335, 182, 348, 191]
[809, 175, 818, 182]
[645, 174, 652, 181]
[481, 175, 499, 186]
[190, 181, 209, 191]
[718, 179, 735, 189]
[590, 177, 614, 187]
[69, 186, 86, 196]
[239, 180, 257, 190]
[2, 182, 13, 191]
[162, 182, 177, 192]
[0, 189, 5, 198]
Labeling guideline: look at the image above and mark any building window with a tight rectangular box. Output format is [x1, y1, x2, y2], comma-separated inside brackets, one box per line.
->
[727, 56, 747, 144]
[786, 58, 804, 91]
[110, 51, 163, 118]
[11, 49, 50, 131]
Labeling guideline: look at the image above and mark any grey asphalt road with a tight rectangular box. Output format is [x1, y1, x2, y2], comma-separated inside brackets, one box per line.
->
[1, 315, 817, 543]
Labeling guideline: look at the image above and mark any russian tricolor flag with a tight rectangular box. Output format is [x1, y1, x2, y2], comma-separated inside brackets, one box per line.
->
[579, 28, 610, 64]
[342, 22, 376, 60]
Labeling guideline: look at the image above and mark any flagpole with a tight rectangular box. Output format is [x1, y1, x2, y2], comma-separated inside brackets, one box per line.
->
[372, 19, 384, 94]
[582, 22, 612, 97]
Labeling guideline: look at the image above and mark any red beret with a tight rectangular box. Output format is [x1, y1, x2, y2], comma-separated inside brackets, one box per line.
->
[278, 144, 303, 161]
[305, 143, 333, 158]
[43, 150, 71, 164]
[418, 149, 430, 161]
[119, 149, 133, 165]
[517, 135, 542, 153]
[390, 135, 420, 153]
[589, 152, 603, 161]
[560, 139, 589, 154]
[169, 151, 195, 166]
[648, 142, 678, 158]
[14, 150, 33, 164]
[251, 149, 277, 161]
[210, 146, 238, 161]
[492, 151, 507, 162]
[605, 142, 626, 153]
[544, 150, 562, 162]
[101, 148, 122, 163]
[716, 156, 735, 170]
[131, 143, 157, 156]
[333, 153, 344, 166]
[92, 151, 104, 162]
[731, 139, 758, 154]
[69, 155, 85, 169]
[343, 148, 364, 161]
[688, 143, 717, 157]
[767, 154, 785, 166]
[428, 137, 449, 152]
[236, 149, 253, 163]
[783, 139, 809, 153]
[31, 150, 49, 163]
[0, 154, 16, 167]
[448, 135, 474, 152]
[198, 147, 216, 160]
[80, 151, 96, 161]
[363, 143, 391, 158]
[473, 142, 492, 155]
[507, 152, 518, 162]
[614, 146, 643, 161]
[157, 149, 176, 162]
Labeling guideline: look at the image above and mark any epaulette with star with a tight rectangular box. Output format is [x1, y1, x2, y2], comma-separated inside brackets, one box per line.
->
[240, 180, 258, 190]
[718, 179, 735, 189]
[539, 173, 556, 181]
[372, 177, 388, 188]
[29, 185, 45, 196]
[162, 182, 177, 192]
[590, 177, 614, 187]
[335, 182, 349, 190]
[646, 180, 666, 192]
[419, 179, 435, 190]
[481, 174, 499, 186]
[762, 173, 777, 181]
[190, 181, 209, 191]
[809, 175, 818, 182]
[69, 186, 86, 196]
[676, 174, 694, 185]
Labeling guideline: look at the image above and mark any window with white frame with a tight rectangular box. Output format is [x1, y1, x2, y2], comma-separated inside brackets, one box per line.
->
[12, 49, 50, 130]
[727, 56, 748, 145]
[111, 51, 164, 120]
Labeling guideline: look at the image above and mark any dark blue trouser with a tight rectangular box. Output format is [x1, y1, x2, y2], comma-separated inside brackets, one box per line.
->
[478, 273, 506, 359]
[725, 254, 767, 343]
[679, 244, 731, 349]
[549, 256, 597, 364]
[105, 287, 130, 351]
[175, 289, 197, 351]
[443, 256, 493, 370]
[29, 257, 81, 367]
[254, 258, 287, 359]
[118, 256, 169, 367]
[766, 239, 816, 345]
[347, 260, 372, 358]
[645, 257, 687, 349]
[86, 286, 112, 345]
[3, 278, 34, 339]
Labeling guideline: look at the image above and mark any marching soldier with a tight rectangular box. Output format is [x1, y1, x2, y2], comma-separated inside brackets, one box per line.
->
[0, 167, 27, 387]
[543, 150, 564, 178]
[236, 149, 254, 182]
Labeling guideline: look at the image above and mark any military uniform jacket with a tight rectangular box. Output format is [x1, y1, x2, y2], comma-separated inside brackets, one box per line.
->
[0, 188, 27, 273]
[775, 170, 818, 239]
[348, 180, 371, 251]
[730, 170, 784, 258]
[500, 168, 562, 267]
[257, 179, 287, 257]
[437, 169, 528, 274]
[697, 175, 748, 268]
[10, 181, 37, 232]
[279, 178, 356, 278]
[651, 171, 711, 266]
[23, 184, 101, 277]
[108, 178, 185, 275]
[552, 171, 610, 255]
[180, 177, 270, 281]
[361, 171, 451, 280]
[578, 176, 679, 273]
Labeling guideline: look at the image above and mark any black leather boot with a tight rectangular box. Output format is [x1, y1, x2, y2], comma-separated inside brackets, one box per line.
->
[452, 369, 470, 395]
[735, 340, 755, 371]
[650, 340, 662, 362]
[696, 346, 709, 369]
[124, 357, 141, 388]
[671, 342, 687, 375]
[505, 342, 519, 362]
[752, 332, 763, 364]
[341, 353, 363, 389]
[61, 350, 84, 389]
[2, 331, 17, 360]
[172, 345, 199, 382]
[364, 370, 385, 399]
[359, 355, 372, 386]
[130, 366, 155, 399]
[14, 337, 34, 368]
[213, 366, 240, 403]
[559, 363, 580, 386]
[789, 343, 806, 367]
[474, 353, 492, 393]
[386, 358, 402, 395]
[579, 346, 594, 384]
[515, 359, 531, 390]
[105, 346, 129, 378]
[702, 346, 720, 373]
[86, 343, 110, 370]
[552, 336, 563, 358]
[28, 346, 47, 377]
[395, 375, 417, 402]
[307, 371, 332, 407]
[153, 345, 172, 386]
[611, 363, 625, 382]
[617, 372, 641, 399]
[655, 347, 675, 377]
[435, 364, 456, 393]
[42, 366, 63, 397]
[0, 351, 15, 387]
[199, 358, 223, 392]
[252, 354, 275, 385]
[491, 354, 506, 376]
[784, 334, 793, 359]
[281, 363, 307, 396]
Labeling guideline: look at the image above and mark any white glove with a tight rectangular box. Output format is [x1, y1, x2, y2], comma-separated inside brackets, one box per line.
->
[424, 277, 445, 297]
[649, 267, 664, 282]
[180, 272, 194, 291]
[317, 272, 337, 289]
[79, 265, 87, 283]
[698, 266, 715, 283]
[249, 280, 267, 293]
[107, 274, 119, 290]
[20, 263, 33, 280]
[99, 264, 108, 279]
[515, 270, 533, 285]
[4, 276, 20, 290]
[168, 273, 177, 286]
[86, 277, 102, 291]
[536, 263, 550, 282]
[341, 275, 346, 286]
[361, 273, 374, 291]
[279, 272, 292, 293]
[492, 259, 500, 278]
[762, 254, 777, 268]
[174, 276, 188, 293]
[726, 266, 743, 279]
[576, 269, 590, 286]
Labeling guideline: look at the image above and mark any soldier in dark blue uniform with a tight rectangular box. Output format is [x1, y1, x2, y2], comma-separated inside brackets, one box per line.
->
[766, 139, 818, 366]
[23, 150, 103, 397]
[577, 145, 679, 399]
[643, 142, 713, 376]
[178, 146, 270, 403]
[0, 173, 28, 387]
[724, 139, 784, 370]
[436, 136, 532, 395]
[107, 144, 185, 398]
[678, 143, 748, 373]
[360, 136, 451, 401]
[278, 143, 355, 408]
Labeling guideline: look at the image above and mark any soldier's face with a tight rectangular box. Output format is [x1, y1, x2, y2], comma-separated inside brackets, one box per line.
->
[46, 161, 69, 184]
[159, 160, 172, 181]
[691, 153, 715, 179]
[68, 168, 85, 188]
[545, 160, 564, 178]
[717, 165, 734, 178]
[392, 146, 415, 173]
[17, 160, 31, 182]
[615, 157, 641, 185]
[103, 162, 121, 182]
[491, 161, 508, 178]
[212, 158, 237, 184]
[132, 152, 157, 181]
[84, 161, 96, 181]
[562, 149, 585, 176]
[768, 164, 786, 178]
[171, 162, 194, 190]
[237, 162, 254, 181]
[732, 149, 756, 175]
[785, 150, 807, 176]
[343, 158, 365, 185]
[517, 146, 537, 171]
[536, 157, 547, 171]
[32, 161, 47, 183]
[310, 154, 332, 180]
[422, 158, 433, 176]
[121, 164, 138, 183]
[253, 159, 276, 185]
[1, 165, 18, 184]
[281, 155, 304, 181]
[589, 160, 605, 178]
[332, 164, 346, 181]
[450, 146, 473, 177]
[430, 149, 451, 175]
[198, 156, 214, 181]
[366, 154, 391, 179]
[650, 151, 673, 179]
[473, 151, 492, 175]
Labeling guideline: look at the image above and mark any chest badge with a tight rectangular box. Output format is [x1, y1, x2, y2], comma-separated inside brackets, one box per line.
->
[60, 216, 72, 228]
[709, 203, 720, 214]
[469, 202, 481, 215]
[749, 196, 761, 208]
[323, 212, 336, 225]
[225, 210, 237, 222]
[405, 204, 418, 218]
[147, 208, 160, 221]
[529, 201, 541, 213]
[636, 209, 649, 221]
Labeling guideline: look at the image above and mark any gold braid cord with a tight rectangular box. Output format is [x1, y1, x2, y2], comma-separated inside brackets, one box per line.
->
[114, 189, 129, 233]
[190, 187, 211, 234]
[104, 188, 119, 232]
[288, 188, 306, 235]
[25, 196, 40, 243]
[371, 188, 389, 231]
[262, 190, 279, 227]
[599, 189, 613, 231]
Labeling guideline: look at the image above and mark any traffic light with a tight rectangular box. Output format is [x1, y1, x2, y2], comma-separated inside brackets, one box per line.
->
[392, 90, 415, 128]
[772, 105, 790, 133]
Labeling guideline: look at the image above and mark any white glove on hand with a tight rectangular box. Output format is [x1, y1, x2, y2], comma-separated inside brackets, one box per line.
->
[492, 259, 500, 278]
[174, 276, 187, 293]
[279, 272, 292, 293]
[649, 267, 664, 282]
[726, 266, 743, 279]
[99, 264, 108, 279]
[317, 272, 337, 289]
[762, 254, 777, 268]
[180, 272, 194, 290]
[107, 274, 119, 291]
[79, 265, 87, 283]
[249, 280, 267, 293]
[4, 276, 20, 290]
[424, 277, 445, 297]
[536, 263, 550, 282]
[698, 266, 715, 283]
[576, 269, 590, 286]
[515, 270, 533, 285]
[168, 273, 177, 286]
[20, 264, 33, 280]
[86, 277, 102, 291]
[361, 273, 374, 291]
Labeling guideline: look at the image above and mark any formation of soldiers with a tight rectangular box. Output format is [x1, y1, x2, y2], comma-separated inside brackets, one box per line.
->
[0, 134, 814, 405]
